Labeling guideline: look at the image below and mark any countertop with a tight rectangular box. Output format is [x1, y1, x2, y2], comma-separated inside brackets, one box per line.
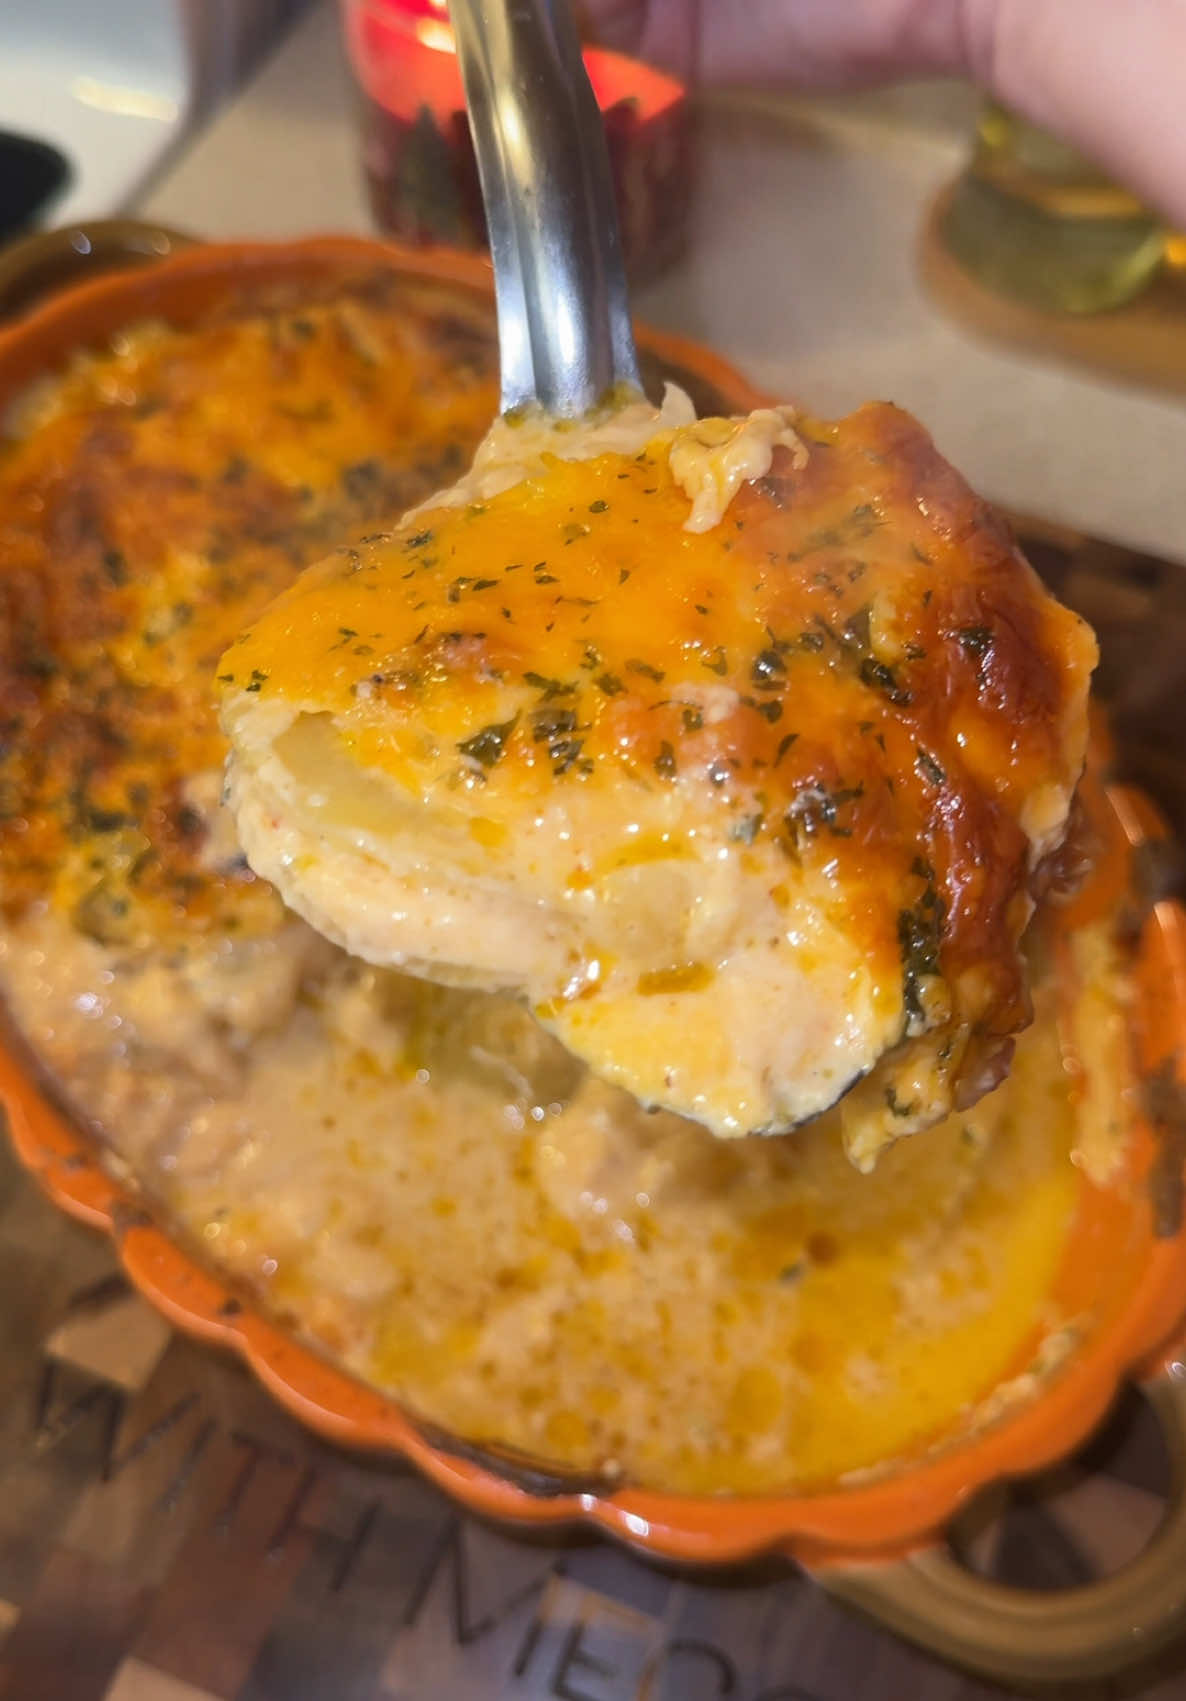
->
[138, 0, 1186, 565]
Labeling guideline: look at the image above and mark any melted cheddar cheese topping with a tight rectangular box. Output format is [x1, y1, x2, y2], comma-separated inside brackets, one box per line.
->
[0, 270, 499, 946]
[221, 402, 1096, 1158]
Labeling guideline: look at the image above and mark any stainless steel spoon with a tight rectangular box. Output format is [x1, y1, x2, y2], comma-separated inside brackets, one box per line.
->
[448, 0, 642, 416]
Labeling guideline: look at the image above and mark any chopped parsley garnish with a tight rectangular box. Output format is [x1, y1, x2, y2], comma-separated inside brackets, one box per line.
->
[742, 695, 783, 724]
[859, 656, 912, 705]
[457, 716, 517, 769]
[898, 883, 945, 1030]
[784, 782, 864, 848]
[730, 812, 764, 845]
[751, 648, 786, 686]
[551, 739, 586, 776]
[915, 747, 946, 787]
[958, 625, 992, 657]
[842, 606, 872, 650]
[524, 671, 576, 699]
[531, 707, 578, 743]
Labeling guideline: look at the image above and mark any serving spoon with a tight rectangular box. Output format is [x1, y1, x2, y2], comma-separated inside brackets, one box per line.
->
[448, 0, 642, 416]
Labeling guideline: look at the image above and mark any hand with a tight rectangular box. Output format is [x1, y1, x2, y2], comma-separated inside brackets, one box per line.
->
[586, 0, 1186, 226]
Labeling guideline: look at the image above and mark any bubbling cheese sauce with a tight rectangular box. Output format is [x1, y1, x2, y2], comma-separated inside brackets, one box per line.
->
[0, 900, 1125, 1494]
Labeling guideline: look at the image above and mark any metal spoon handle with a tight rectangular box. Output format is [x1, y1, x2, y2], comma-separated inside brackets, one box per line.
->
[449, 0, 642, 416]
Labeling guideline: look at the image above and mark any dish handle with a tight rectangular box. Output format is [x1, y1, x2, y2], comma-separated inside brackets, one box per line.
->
[814, 1361, 1186, 1685]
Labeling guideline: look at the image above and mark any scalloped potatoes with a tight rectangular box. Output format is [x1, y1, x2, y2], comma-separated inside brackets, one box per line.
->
[220, 398, 1095, 1162]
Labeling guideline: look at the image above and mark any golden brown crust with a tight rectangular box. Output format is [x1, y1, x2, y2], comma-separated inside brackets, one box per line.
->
[0, 268, 499, 945]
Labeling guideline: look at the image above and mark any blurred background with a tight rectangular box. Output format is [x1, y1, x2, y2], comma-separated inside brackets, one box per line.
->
[0, 0, 312, 233]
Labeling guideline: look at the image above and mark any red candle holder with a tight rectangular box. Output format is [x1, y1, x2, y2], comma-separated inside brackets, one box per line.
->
[339, 0, 694, 281]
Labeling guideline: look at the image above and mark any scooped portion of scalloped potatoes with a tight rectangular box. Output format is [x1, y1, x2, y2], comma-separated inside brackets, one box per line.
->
[219, 395, 1096, 1164]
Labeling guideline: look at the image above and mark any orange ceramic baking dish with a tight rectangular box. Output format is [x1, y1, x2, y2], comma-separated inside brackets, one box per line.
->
[1, 235, 1185, 1685]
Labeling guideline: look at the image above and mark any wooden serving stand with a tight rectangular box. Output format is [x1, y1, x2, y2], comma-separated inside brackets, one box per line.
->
[920, 180, 1186, 398]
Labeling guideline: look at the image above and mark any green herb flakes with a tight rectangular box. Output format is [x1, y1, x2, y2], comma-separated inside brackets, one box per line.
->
[524, 672, 576, 699]
[915, 748, 946, 787]
[859, 657, 911, 705]
[457, 716, 517, 769]
[958, 625, 992, 657]
[751, 648, 786, 686]
[730, 812, 764, 845]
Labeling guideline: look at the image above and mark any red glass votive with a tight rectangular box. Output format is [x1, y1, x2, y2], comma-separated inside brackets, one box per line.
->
[339, 0, 693, 281]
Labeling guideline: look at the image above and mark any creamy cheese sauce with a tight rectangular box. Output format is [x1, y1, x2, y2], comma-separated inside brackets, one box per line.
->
[0, 889, 1125, 1494]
